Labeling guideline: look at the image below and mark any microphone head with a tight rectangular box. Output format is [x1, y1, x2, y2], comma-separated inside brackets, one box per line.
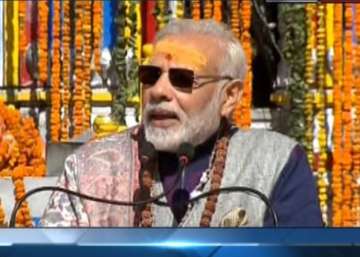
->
[177, 143, 195, 166]
[140, 140, 157, 165]
[171, 188, 190, 222]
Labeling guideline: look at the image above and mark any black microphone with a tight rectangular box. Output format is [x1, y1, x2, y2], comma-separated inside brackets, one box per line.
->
[172, 143, 195, 223]
[139, 140, 157, 166]
[176, 143, 195, 167]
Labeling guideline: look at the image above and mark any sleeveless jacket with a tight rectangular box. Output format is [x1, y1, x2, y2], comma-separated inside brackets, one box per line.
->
[41, 128, 297, 227]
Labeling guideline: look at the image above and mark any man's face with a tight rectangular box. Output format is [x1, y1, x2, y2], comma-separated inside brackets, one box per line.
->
[142, 35, 224, 152]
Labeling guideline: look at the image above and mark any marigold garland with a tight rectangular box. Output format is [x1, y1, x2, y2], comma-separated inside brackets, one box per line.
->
[213, 0, 222, 22]
[73, 1, 85, 137]
[0, 101, 46, 226]
[192, 0, 201, 21]
[38, 1, 48, 85]
[234, 0, 252, 128]
[230, 0, 240, 39]
[83, 1, 92, 131]
[315, 4, 328, 224]
[342, 3, 354, 226]
[61, 0, 71, 141]
[0, 198, 5, 226]
[353, 5, 360, 226]
[92, 0, 103, 74]
[204, 0, 213, 19]
[331, 3, 344, 227]
[50, 1, 61, 142]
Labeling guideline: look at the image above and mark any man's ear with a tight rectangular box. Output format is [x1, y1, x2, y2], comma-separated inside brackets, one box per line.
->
[220, 80, 243, 119]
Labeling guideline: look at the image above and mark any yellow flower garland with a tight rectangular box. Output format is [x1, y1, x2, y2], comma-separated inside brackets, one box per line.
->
[332, 3, 344, 227]
[304, 4, 316, 169]
[315, 4, 328, 224]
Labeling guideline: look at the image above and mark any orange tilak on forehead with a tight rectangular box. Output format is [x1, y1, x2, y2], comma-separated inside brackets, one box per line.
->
[154, 40, 208, 71]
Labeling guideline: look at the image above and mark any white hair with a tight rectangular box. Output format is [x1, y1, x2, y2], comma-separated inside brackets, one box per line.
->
[155, 19, 247, 82]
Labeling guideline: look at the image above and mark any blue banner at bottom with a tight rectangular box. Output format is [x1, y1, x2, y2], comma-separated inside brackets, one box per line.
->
[1, 245, 360, 257]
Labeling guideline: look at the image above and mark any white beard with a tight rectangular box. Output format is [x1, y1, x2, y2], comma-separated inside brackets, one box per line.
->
[143, 92, 222, 152]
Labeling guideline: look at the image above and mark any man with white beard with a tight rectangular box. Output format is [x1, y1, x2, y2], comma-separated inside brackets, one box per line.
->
[42, 19, 322, 227]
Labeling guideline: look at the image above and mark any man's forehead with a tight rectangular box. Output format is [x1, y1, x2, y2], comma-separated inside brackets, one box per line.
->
[151, 36, 217, 72]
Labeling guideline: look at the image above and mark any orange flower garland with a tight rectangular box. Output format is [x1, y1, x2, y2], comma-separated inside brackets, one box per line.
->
[50, 1, 61, 142]
[213, 0, 222, 22]
[83, 1, 92, 130]
[192, 0, 201, 21]
[204, 0, 213, 19]
[342, 4, 354, 226]
[38, 1, 48, 85]
[230, 0, 240, 40]
[0, 198, 5, 226]
[331, 4, 344, 227]
[61, 0, 71, 141]
[73, 1, 85, 137]
[93, 1, 103, 74]
[12, 167, 32, 227]
[234, 0, 252, 128]
[0, 101, 46, 227]
[353, 5, 360, 226]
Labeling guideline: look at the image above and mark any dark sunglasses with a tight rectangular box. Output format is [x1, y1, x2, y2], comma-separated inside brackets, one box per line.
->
[139, 65, 234, 90]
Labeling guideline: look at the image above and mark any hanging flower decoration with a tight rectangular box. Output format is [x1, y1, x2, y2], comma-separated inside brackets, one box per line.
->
[0, 101, 46, 226]
[61, 0, 71, 141]
[234, 0, 253, 128]
[213, 0, 222, 22]
[0, 198, 5, 226]
[230, 0, 240, 39]
[192, 0, 201, 21]
[204, 0, 213, 19]
[314, 3, 328, 224]
[73, 1, 85, 137]
[176, 0, 185, 19]
[92, 0, 103, 74]
[38, 1, 48, 85]
[155, 0, 168, 31]
[112, 1, 128, 124]
[342, 3, 354, 226]
[50, 0, 61, 142]
[83, 1, 93, 131]
[353, 5, 360, 226]
[331, 3, 343, 227]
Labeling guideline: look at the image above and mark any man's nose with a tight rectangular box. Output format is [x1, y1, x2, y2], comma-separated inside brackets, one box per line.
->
[147, 73, 174, 103]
